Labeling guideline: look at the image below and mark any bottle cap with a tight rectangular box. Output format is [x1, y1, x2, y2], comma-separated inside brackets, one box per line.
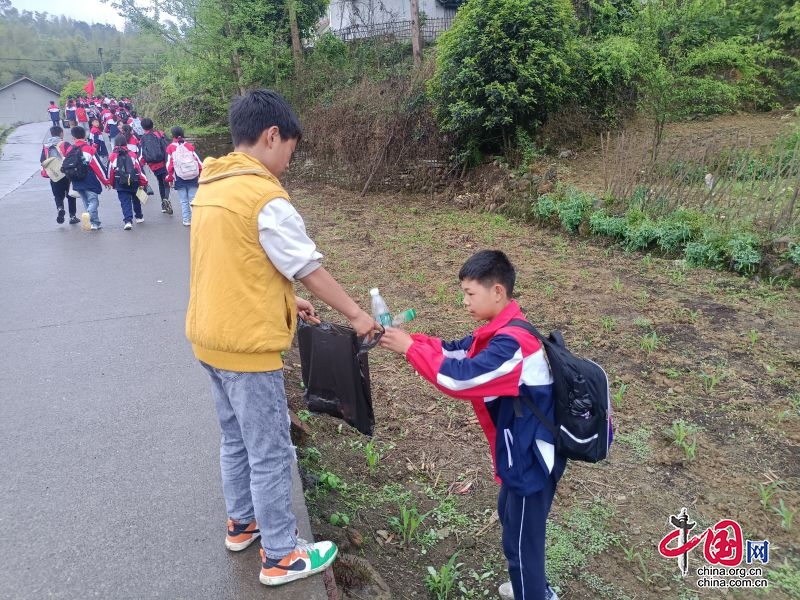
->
[369, 288, 380, 296]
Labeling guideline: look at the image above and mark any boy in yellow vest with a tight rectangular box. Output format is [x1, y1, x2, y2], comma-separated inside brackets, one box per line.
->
[185, 89, 378, 587]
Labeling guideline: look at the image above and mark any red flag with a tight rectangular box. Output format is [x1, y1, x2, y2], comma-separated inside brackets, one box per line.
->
[83, 74, 95, 96]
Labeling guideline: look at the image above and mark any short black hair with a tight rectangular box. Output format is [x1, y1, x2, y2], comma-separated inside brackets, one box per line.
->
[71, 126, 86, 139]
[171, 126, 184, 139]
[458, 250, 516, 297]
[50, 126, 63, 136]
[228, 89, 302, 147]
[114, 133, 127, 147]
[141, 117, 153, 130]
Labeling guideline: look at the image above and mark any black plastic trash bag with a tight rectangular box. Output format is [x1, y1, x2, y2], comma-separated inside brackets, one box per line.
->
[297, 320, 375, 436]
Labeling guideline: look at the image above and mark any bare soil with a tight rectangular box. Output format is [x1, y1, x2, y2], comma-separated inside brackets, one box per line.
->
[285, 112, 800, 600]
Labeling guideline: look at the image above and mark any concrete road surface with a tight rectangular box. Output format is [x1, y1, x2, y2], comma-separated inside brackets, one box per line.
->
[0, 123, 328, 600]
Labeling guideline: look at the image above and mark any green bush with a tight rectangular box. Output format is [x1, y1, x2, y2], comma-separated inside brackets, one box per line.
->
[623, 217, 660, 251]
[684, 230, 729, 269]
[656, 219, 693, 254]
[655, 209, 707, 254]
[428, 0, 580, 162]
[726, 233, 762, 274]
[788, 243, 800, 265]
[589, 210, 627, 238]
[557, 188, 594, 232]
[535, 194, 558, 221]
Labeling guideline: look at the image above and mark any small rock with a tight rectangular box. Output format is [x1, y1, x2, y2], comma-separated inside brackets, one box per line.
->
[646, 467, 655, 474]
[772, 235, 793, 253]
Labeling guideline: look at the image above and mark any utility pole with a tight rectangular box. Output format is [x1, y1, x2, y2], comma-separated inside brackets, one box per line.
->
[98, 47, 105, 96]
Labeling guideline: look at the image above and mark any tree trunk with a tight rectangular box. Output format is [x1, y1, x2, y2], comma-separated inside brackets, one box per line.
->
[409, 0, 422, 68]
[287, 0, 303, 75]
[223, 8, 246, 95]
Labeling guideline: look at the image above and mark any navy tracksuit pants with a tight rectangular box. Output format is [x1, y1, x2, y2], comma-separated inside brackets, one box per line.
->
[498, 475, 557, 600]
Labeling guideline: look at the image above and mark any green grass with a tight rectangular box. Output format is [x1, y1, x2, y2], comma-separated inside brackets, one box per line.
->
[615, 427, 653, 461]
[0, 125, 14, 154]
[546, 499, 619, 588]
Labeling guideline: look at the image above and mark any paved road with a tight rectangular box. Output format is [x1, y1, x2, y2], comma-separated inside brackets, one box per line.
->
[0, 123, 326, 600]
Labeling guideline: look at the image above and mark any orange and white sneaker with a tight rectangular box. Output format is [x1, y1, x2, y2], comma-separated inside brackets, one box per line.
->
[259, 540, 338, 586]
[225, 518, 260, 551]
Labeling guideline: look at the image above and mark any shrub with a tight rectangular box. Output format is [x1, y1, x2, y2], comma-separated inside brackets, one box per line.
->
[656, 219, 693, 254]
[535, 194, 558, 222]
[655, 209, 707, 254]
[557, 188, 594, 232]
[428, 0, 580, 163]
[726, 233, 762, 274]
[590, 210, 627, 238]
[623, 216, 660, 252]
[788, 243, 800, 265]
[684, 230, 729, 269]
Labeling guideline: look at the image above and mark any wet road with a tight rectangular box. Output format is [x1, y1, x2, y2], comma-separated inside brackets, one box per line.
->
[0, 123, 326, 600]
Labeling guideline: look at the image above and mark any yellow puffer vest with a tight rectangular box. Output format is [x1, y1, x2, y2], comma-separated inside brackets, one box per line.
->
[185, 152, 296, 371]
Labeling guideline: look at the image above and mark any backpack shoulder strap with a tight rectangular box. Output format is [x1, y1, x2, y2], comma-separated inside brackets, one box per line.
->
[506, 318, 545, 341]
[505, 318, 559, 440]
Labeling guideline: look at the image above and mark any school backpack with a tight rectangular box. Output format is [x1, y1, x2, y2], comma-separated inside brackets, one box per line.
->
[508, 319, 613, 463]
[140, 131, 166, 163]
[131, 118, 144, 136]
[60, 145, 89, 181]
[172, 143, 199, 179]
[41, 144, 65, 182]
[114, 150, 137, 189]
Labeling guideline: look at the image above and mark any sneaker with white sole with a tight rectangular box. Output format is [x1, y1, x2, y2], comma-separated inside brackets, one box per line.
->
[225, 518, 260, 551]
[183, 220, 191, 226]
[135, 217, 144, 224]
[123, 222, 132, 230]
[498, 581, 559, 600]
[259, 540, 338, 586]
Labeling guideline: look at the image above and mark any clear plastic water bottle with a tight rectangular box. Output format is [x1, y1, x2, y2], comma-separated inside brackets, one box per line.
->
[80, 212, 91, 231]
[391, 308, 417, 326]
[370, 288, 393, 327]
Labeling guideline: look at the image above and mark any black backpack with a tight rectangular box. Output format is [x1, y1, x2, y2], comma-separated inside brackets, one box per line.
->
[114, 150, 137, 189]
[60, 145, 89, 181]
[140, 131, 166, 163]
[508, 319, 613, 463]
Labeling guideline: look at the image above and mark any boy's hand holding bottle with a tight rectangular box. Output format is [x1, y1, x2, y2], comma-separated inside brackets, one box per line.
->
[379, 327, 413, 355]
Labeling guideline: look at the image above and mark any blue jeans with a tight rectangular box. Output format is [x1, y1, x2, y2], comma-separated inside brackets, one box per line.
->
[77, 189, 100, 227]
[177, 185, 197, 223]
[117, 189, 142, 223]
[201, 362, 297, 560]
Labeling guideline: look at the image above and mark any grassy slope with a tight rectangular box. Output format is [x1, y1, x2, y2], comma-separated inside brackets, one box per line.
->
[285, 184, 799, 599]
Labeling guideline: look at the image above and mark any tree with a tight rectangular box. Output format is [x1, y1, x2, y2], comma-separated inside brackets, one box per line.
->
[428, 0, 579, 164]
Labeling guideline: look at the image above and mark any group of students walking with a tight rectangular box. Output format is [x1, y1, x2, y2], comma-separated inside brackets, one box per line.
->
[40, 100, 202, 230]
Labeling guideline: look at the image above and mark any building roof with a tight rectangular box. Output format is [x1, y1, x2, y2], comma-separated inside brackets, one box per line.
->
[0, 76, 59, 96]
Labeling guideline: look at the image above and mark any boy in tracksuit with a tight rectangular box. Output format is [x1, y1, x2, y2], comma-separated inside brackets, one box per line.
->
[108, 133, 148, 230]
[39, 126, 79, 225]
[139, 118, 172, 215]
[68, 126, 111, 230]
[89, 118, 109, 167]
[380, 250, 564, 600]
[47, 101, 60, 126]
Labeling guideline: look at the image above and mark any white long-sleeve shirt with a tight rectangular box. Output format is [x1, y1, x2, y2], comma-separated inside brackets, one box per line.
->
[257, 198, 323, 280]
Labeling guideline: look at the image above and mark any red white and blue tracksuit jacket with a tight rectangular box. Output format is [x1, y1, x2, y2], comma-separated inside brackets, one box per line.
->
[405, 300, 566, 495]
